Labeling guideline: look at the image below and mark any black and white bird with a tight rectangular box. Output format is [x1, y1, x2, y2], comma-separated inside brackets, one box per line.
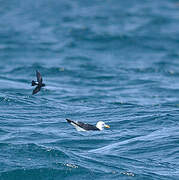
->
[66, 119, 110, 131]
[32, 70, 45, 95]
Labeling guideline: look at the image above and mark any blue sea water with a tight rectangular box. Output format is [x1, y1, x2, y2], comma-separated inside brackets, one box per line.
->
[0, 0, 179, 179]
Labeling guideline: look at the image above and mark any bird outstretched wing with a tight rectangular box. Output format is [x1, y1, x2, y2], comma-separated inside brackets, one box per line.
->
[36, 70, 42, 84]
[32, 85, 41, 95]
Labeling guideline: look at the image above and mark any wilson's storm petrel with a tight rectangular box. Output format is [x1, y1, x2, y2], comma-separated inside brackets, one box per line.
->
[32, 70, 45, 95]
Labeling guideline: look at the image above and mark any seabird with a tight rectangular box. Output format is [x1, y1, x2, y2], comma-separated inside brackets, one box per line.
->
[66, 119, 110, 131]
[32, 70, 45, 95]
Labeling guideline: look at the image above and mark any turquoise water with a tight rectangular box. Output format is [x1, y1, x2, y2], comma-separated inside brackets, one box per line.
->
[0, 0, 179, 179]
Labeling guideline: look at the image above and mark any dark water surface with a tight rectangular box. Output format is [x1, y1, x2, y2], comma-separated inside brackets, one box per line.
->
[0, 0, 179, 179]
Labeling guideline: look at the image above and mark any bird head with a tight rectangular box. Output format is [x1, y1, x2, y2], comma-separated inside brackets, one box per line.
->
[96, 121, 110, 130]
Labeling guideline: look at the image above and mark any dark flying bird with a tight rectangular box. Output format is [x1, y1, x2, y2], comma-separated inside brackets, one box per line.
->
[66, 119, 110, 131]
[32, 70, 45, 95]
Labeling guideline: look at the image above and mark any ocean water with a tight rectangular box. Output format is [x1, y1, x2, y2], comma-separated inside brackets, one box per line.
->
[0, 0, 179, 179]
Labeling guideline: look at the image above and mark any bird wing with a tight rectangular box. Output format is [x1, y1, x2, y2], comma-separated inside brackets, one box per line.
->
[36, 70, 42, 84]
[76, 121, 99, 130]
[32, 85, 41, 95]
[66, 119, 99, 131]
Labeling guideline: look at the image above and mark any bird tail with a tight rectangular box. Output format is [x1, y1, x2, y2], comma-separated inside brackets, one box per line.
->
[31, 80, 36, 86]
[66, 119, 73, 123]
